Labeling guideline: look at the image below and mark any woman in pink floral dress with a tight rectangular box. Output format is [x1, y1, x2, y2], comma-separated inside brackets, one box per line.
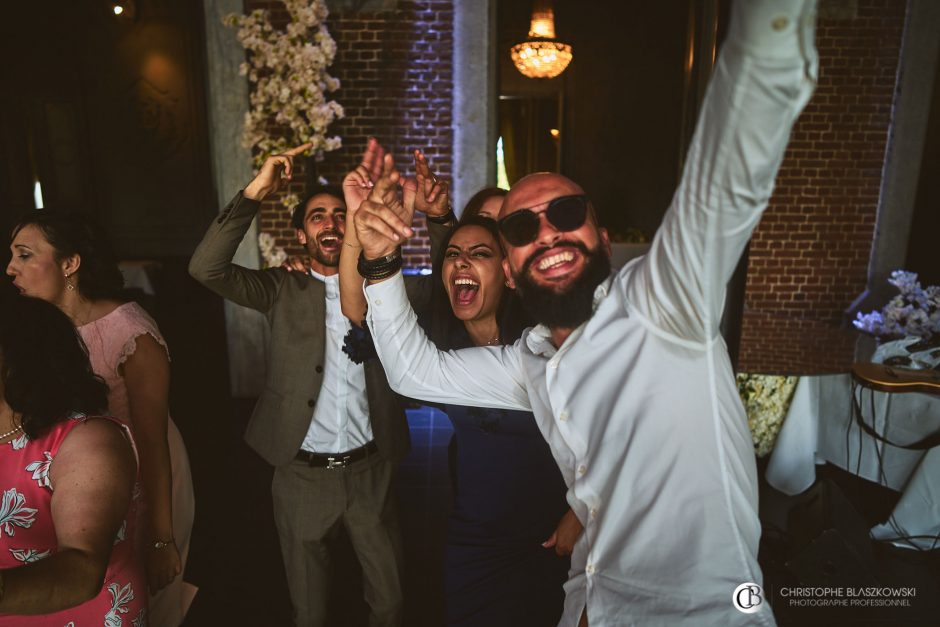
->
[8, 211, 196, 625]
[0, 296, 146, 625]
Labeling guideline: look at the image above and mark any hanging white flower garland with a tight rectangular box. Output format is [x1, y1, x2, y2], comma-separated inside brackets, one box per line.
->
[225, 0, 344, 211]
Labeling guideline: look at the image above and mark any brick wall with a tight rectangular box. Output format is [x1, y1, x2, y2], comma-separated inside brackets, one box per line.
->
[738, 0, 906, 374]
[243, 0, 455, 268]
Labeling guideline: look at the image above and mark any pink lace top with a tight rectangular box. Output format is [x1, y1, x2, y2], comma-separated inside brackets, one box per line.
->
[0, 414, 147, 626]
[78, 302, 170, 425]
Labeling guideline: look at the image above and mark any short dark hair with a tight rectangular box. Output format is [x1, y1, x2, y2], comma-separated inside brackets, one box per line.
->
[12, 210, 124, 301]
[0, 296, 109, 438]
[290, 186, 346, 230]
[459, 187, 507, 223]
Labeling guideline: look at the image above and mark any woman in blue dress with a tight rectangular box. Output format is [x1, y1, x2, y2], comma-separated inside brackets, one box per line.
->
[423, 215, 576, 627]
[338, 147, 578, 625]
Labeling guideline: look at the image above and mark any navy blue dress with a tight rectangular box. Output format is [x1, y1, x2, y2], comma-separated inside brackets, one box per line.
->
[443, 403, 570, 627]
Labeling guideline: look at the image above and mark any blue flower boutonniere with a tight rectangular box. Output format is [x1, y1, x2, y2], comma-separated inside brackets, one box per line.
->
[342, 320, 377, 364]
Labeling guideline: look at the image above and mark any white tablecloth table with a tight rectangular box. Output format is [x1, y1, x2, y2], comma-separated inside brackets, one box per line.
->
[765, 373, 940, 549]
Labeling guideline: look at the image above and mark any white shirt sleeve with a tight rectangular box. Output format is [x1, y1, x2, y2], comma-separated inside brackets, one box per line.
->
[365, 274, 532, 411]
[624, 0, 819, 344]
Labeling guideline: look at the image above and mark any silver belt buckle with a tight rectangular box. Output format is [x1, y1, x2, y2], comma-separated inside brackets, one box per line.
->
[326, 455, 350, 469]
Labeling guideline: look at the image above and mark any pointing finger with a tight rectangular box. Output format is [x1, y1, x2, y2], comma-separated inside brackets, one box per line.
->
[360, 137, 379, 169]
[369, 142, 386, 182]
[372, 154, 400, 199]
[284, 142, 313, 158]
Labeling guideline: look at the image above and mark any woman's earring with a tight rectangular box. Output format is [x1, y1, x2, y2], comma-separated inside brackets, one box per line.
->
[64, 273, 75, 291]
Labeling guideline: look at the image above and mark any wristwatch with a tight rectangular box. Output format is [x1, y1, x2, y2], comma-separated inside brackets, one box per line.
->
[152, 538, 174, 550]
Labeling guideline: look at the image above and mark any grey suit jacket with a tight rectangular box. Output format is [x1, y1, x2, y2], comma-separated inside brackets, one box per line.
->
[189, 192, 448, 467]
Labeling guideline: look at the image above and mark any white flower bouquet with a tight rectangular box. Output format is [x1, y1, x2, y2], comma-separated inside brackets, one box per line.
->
[736, 373, 799, 457]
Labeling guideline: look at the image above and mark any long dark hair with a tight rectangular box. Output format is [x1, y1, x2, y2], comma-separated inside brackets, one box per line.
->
[12, 210, 125, 301]
[0, 296, 109, 438]
[459, 187, 506, 223]
[426, 217, 530, 351]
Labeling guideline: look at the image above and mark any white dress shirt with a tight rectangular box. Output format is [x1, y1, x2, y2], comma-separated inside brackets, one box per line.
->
[366, 1, 817, 624]
[301, 270, 372, 453]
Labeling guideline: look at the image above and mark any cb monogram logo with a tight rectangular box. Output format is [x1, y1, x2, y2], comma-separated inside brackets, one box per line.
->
[732, 582, 763, 614]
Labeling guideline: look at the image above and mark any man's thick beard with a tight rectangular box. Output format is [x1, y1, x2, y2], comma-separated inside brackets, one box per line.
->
[513, 242, 612, 329]
[311, 249, 340, 268]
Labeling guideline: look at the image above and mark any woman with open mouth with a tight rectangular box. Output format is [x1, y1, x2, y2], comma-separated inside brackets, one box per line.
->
[340, 150, 578, 625]
[417, 216, 575, 627]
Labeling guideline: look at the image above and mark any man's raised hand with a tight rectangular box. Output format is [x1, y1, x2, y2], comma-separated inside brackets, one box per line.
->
[244, 143, 313, 201]
[355, 154, 415, 260]
[404, 149, 449, 217]
[342, 137, 386, 219]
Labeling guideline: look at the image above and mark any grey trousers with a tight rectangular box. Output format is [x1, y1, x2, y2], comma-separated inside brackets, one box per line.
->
[272, 451, 403, 627]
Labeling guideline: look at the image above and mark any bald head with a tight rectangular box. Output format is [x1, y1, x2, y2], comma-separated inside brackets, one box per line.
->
[498, 172, 611, 333]
[499, 172, 586, 220]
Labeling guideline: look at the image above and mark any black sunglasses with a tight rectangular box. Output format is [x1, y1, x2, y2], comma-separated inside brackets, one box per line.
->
[496, 194, 590, 246]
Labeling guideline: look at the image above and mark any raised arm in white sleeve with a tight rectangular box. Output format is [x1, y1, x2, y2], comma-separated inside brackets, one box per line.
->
[365, 273, 531, 411]
[625, 0, 818, 344]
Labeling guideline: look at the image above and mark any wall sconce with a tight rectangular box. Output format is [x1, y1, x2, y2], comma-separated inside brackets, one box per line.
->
[510, 0, 573, 79]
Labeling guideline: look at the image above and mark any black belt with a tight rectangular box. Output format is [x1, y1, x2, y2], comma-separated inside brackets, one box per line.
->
[295, 441, 378, 469]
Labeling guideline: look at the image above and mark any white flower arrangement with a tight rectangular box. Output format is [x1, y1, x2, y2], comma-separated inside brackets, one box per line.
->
[224, 0, 344, 210]
[736, 373, 799, 457]
[853, 270, 940, 340]
[258, 232, 287, 269]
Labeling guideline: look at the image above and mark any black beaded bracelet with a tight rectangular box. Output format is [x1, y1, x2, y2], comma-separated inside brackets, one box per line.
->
[425, 210, 455, 225]
[358, 249, 403, 281]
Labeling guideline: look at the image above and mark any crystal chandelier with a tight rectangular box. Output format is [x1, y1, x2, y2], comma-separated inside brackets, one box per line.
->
[510, 0, 572, 79]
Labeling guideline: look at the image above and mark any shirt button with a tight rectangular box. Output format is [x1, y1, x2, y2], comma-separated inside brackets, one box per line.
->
[307, 399, 316, 407]
[590, 507, 598, 519]
[771, 16, 789, 31]
[374, 299, 383, 306]
[315, 365, 323, 374]
[577, 465, 587, 475]
[548, 359, 558, 369]
[558, 410, 569, 422]
[586, 564, 595, 575]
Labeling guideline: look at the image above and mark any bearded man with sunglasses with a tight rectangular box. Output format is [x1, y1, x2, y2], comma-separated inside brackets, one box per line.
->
[354, 1, 817, 625]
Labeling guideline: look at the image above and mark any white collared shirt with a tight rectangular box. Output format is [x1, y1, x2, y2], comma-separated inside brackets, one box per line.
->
[366, 1, 816, 625]
[301, 270, 372, 453]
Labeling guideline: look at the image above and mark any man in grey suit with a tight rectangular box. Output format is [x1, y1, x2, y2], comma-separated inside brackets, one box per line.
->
[189, 142, 452, 626]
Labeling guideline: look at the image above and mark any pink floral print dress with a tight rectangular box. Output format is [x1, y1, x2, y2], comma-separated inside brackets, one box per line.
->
[0, 414, 147, 626]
